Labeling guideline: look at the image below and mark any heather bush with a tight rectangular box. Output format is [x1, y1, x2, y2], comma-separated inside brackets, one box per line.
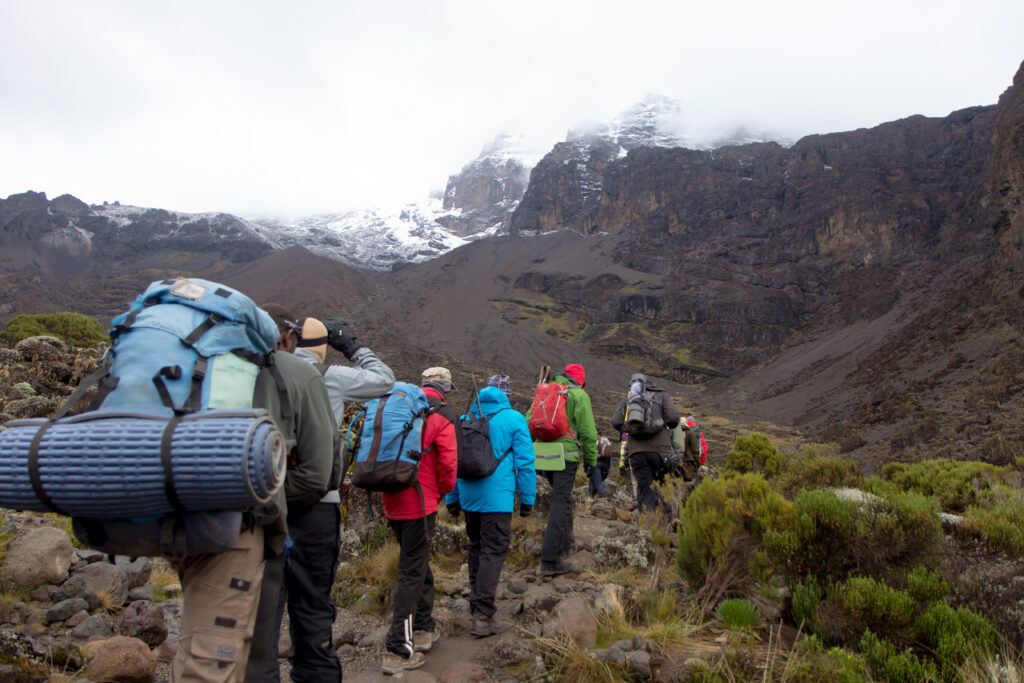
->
[764, 488, 940, 583]
[675, 472, 795, 591]
[724, 432, 784, 476]
[859, 630, 939, 682]
[777, 448, 863, 497]
[963, 486, 1024, 555]
[914, 603, 1001, 681]
[905, 564, 948, 604]
[882, 459, 1009, 512]
[1, 311, 107, 348]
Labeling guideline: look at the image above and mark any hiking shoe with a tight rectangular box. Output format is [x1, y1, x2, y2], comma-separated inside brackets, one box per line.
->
[539, 560, 575, 576]
[470, 616, 505, 638]
[382, 651, 425, 675]
[412, 627, 441, 652]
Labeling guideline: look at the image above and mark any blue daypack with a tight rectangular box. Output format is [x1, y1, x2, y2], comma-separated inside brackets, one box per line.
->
[25, 277, 289, 560]
[351, 382, 431, 492]
[100, 277, 282, 412]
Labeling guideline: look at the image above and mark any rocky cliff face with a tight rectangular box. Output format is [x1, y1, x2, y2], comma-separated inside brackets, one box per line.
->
[438, 133, 531, 238]
[0, 191, 276, 275]
[991, 60, 1024, 323]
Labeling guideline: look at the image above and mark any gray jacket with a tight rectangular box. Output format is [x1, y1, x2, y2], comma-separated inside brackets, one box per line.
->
[294, 346, 395, 426]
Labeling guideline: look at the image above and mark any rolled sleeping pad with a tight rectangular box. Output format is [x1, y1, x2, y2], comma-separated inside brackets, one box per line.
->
[0, 406, 285, 518]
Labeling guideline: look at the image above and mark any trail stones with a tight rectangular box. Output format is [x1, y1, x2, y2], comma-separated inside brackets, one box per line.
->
[86, 635, 157, 683]
[72, 561, 130, 606]
[0, 526, 74, 589]
[117, 600, 168, 647]
[540, 596, 597, 649]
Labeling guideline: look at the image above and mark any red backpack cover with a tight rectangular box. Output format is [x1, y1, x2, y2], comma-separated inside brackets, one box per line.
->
[528, 382, 575, 441]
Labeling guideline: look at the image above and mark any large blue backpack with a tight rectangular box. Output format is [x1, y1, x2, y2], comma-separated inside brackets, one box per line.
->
[0, 277, 289, 560]
[351, 382, 431, 492]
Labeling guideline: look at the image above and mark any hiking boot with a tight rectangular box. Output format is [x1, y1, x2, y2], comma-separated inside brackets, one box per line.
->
[539, 560, 575, 576]
[382, 651, 425, 675]
[412, 627, 441, 652]
[470, 616, 505, 638]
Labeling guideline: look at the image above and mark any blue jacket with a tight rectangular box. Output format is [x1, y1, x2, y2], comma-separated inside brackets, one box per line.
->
[446, 387, 537, 513]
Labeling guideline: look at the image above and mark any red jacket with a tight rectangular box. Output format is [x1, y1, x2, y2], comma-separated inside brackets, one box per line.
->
[381, 386, 459, 520]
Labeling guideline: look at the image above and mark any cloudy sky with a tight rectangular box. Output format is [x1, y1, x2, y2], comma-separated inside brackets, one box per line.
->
[1, 1, 1021, 218]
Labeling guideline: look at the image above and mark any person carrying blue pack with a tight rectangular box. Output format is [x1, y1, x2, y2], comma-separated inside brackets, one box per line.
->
[379, 367, 459, 675]
[446, 383, 537, 637]
[255, 309, 394, 683]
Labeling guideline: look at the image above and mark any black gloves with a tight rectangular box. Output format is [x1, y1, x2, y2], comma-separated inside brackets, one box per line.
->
[446, 500, 462, 519]
[323, 316, 364, 360]
[519, 504, 533, 518]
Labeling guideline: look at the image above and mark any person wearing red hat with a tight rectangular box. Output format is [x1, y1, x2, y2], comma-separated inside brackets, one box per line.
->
[533, 363, 598, 576]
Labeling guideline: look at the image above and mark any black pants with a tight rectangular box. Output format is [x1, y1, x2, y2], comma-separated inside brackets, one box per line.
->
[465, 511, 512, 618]
[588, 459, 610, 497]
[386, 513, 436, 657]
[244, 551, 285, 683]
[630, 451, 670, 514]
[264, 503, 342, 683]
[541, 459, 579, 564]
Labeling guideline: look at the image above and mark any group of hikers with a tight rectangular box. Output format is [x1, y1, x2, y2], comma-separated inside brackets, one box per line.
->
[184, 308, 707, 681]
[37, 278, 704, 682]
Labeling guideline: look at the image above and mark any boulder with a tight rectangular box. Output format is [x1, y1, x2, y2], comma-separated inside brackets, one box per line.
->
[541, 596, 597, 649]
[86, 636, 157, 683]
[52, 575, 102, 610]
[71, 613, 114, 641]
[523, 584, 560, 613]
[112, 556, 152, 589]
[628, 649, 652, 678]
[117, 600, 168, 647]
[72, 561, 130, 606]
[46, 597, 89, 624]
[0, 526, 74, 589]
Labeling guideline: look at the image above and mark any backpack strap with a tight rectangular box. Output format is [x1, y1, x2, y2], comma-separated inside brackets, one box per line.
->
[235, 350, 293, 422]
[159, 414, 187, 512]
[27, 421, 66, 516]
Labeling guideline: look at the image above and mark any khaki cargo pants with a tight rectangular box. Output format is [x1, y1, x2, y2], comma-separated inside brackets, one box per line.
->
[172, 526, 265, 683]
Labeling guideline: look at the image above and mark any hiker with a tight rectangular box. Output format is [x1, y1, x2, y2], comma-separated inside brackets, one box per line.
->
[671, 417, 703, 481]
[445, 385, 537, 637]
[174, 304, 336, 683]
[257, 310, 394, 682]
[533, 363, 598, 576]
[611, 373, 681, 515]
[379, 367, 459, 675]
[588, 435, 613, 498]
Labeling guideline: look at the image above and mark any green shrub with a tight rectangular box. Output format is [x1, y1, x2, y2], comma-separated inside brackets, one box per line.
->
[777, 448, 863, 497]
[791, 576, 823, 636]
[764, 489, 858, 582]
[765, 488, 939, 584]
[675, 473, 795, 590]
[859, 630, 939, 683]
[715, 598, 761, 633]
[963, 486, 1024, 555]
[724, 433, 784, 476]
[831, 577, 916, 640]
[787, 636, 867, 683]
[913, 603, 1000, 681]
[882, 460, 1009, 513]
[905, 565, 948, 604]
[1, 312, 107, 348]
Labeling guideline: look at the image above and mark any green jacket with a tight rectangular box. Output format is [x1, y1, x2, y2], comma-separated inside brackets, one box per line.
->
[528, 374, 598, 467]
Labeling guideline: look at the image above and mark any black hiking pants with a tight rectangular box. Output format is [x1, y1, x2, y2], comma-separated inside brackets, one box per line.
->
[264, 502, 342, 683]
[386, 513, 437, 657]
[630, 451, 670, 515]
[465, 511, 512, 618]
[541, 459, 579, 564]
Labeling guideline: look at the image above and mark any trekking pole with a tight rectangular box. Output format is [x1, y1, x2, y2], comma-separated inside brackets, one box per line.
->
[471, 374, 483, 416]
[537, 364, 550, 387]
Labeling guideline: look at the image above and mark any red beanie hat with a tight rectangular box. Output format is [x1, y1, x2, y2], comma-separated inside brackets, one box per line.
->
[564, 363, 586, 387]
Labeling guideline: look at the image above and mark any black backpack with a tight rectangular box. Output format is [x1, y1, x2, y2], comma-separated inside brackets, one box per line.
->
[459, 408, 513, 480]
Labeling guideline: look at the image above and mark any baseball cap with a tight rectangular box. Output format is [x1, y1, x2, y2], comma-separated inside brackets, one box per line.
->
[421, 366, 455, 389]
